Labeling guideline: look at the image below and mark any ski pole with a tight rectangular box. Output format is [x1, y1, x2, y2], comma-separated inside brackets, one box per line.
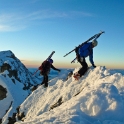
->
[71, 58, 77, 63]
[32, 69, 39, 76]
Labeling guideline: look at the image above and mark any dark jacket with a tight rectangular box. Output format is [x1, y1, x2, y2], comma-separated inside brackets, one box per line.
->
[39, 60, 60, 75]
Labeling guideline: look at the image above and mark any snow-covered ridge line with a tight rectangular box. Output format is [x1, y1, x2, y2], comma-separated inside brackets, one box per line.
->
[15, 66, 124, 124]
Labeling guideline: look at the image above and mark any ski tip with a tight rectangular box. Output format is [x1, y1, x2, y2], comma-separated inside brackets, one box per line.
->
[100, 30, 105, 33]
[63, 54, 67, 57]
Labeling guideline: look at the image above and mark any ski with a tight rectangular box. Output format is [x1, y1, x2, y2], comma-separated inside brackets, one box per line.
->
[46, 51, 55, 61]
[63, 31, 105, 57]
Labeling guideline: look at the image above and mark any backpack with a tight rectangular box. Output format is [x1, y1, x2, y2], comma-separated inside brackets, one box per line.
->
[39, 61, 51, 75]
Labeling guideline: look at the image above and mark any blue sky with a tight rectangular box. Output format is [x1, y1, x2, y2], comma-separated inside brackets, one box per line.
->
[0, 0, 124, 69]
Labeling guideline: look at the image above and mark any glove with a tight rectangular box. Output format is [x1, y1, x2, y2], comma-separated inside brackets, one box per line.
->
[92, 64, 96, 68]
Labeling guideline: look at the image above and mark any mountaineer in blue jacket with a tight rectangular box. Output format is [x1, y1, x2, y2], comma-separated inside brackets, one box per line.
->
[74, 40, 98, 80]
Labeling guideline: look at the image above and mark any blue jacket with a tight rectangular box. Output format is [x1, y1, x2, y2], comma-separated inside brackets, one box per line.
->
[78, 42, 94, 65]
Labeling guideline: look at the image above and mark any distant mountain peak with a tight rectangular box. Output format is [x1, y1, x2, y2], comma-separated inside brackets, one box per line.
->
[0, 50, 40, 90]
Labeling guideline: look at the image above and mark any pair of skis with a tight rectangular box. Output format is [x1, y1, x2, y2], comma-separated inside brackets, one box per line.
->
[63, 31, 105, 63]
[32, 51, 55, 76]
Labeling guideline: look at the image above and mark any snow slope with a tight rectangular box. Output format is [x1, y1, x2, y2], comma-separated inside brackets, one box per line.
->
[0, 50, 41, 124]
[15, 66, 124, 124]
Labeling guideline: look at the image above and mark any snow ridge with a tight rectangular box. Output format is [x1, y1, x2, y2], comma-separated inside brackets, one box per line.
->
[15, 66, 124, 124]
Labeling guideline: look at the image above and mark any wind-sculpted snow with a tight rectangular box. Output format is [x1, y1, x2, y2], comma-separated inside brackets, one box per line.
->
[15, 66, 124, 124]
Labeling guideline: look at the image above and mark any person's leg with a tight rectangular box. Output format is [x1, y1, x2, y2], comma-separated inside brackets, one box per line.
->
[78, 58, 88, 77]
[44, 74, 48, 87]
[41, 75, 45, 85]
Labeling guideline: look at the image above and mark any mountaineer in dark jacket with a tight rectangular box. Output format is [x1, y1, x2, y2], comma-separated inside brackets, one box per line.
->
[39, 58, 60, 87]
[74, 40, 98, 80]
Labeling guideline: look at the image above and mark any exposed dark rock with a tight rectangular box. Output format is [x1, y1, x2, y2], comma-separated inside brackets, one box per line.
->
[7, 107, 25, 123]
[0, 85, 7, 100]
[0, 119, 2, 124]
[17, 112, 25, 121]
[16, 106, 25, 121]
[23, 83, 33, 90]
[11, 79, 15, 84]
[74, 91, 80, 96]
[16, 106, 20, 113]
[8, 113, 16, 124]
[50, 97, 63, 110]
[31, 84, 40, 92]
[8, 70, 18, 79]
[0, 63, 11, 73]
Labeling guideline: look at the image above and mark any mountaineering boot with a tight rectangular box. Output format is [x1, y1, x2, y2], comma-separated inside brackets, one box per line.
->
[73, 73, 80, 80]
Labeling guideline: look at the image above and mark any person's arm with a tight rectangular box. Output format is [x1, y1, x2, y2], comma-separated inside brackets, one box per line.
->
[51, 64, 60, 71]
[89, 50, 96, 68]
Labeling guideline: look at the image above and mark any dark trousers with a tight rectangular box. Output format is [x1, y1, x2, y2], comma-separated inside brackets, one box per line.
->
[42, 74, 48, 87]
[78, 57, 88, 77]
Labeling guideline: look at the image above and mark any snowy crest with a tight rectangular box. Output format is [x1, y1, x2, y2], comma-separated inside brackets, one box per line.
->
[12, 66, 124, 124]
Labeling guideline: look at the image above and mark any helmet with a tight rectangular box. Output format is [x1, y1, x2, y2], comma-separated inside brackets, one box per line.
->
[48, 58, 53, 63]
[92, 40, 98, 47]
